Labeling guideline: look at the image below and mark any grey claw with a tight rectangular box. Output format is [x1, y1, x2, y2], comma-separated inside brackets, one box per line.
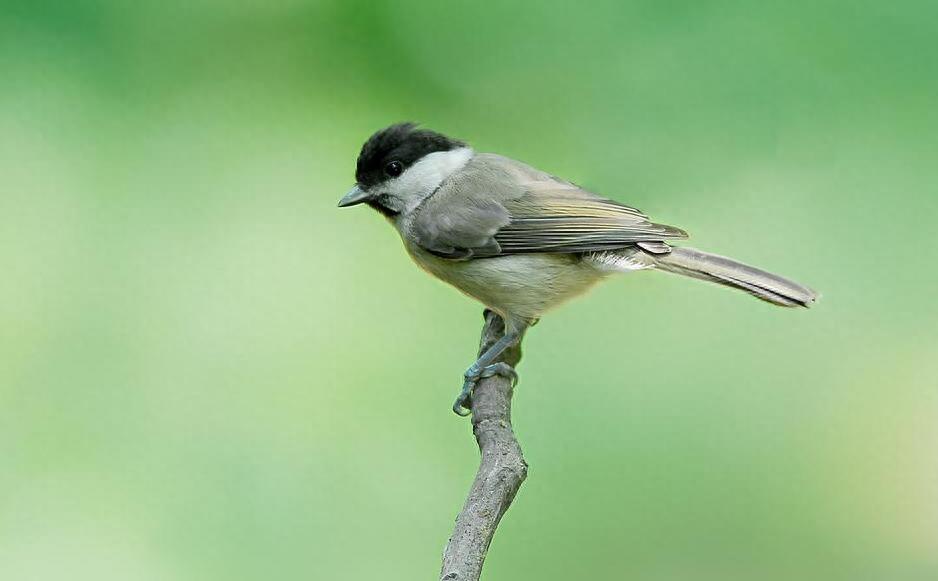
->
[479, 362, 518, 386]
[452, 397, 472, 416]
[452, 378, 476, 416]
[453, 362, 518, 416]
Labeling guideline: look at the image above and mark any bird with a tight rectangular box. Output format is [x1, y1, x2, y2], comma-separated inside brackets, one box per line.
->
[338, 123, 818, 415]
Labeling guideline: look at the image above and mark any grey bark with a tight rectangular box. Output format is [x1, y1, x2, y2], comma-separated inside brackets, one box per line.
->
[440, 310, 528, 581]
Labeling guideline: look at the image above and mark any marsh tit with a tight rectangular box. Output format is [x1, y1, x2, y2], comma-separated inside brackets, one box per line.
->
[339, 123, 817, 415]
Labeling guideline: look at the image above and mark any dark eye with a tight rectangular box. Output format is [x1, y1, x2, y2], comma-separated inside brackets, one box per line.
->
[384, 160, 403, 177]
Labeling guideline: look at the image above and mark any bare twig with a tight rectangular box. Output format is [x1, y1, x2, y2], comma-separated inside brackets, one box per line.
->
[440, 310, 527, 581]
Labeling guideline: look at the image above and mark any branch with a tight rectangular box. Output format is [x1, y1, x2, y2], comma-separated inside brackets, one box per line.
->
[440, 310, 528, 581]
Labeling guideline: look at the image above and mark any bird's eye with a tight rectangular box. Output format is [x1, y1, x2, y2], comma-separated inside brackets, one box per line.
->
[385, 160, 403, 177]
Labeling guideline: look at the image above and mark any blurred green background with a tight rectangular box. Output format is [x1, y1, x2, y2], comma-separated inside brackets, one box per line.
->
[2, 1, 937, 579]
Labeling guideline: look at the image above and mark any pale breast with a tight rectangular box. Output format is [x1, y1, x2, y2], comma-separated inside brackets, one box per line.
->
[405, 241, 606, 320]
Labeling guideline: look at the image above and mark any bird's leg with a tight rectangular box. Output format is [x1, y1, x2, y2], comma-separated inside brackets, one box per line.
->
[452, 316, 528, 416]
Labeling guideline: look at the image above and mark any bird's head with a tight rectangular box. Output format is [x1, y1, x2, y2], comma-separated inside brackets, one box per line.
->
[338, 123, 471, 218]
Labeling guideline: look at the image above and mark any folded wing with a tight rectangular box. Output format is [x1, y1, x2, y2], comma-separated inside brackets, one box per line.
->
[410, 153, 687, 259]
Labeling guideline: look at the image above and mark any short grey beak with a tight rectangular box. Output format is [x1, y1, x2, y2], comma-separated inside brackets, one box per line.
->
[337, 185, 370, 208]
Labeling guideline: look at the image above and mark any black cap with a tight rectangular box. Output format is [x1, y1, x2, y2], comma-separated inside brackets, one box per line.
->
[355, 123, 465, 188]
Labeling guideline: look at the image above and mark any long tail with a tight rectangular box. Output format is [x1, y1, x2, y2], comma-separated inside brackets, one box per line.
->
[649, 246, 818, 307]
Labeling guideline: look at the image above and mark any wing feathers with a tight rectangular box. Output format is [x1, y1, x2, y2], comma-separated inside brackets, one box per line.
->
[494, 191, 687, 253]
[410, 153, 687, 259]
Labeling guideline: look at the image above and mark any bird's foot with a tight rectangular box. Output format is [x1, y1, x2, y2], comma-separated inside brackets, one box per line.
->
[452, 363, 519, 416]
[478, 362, 518, 383]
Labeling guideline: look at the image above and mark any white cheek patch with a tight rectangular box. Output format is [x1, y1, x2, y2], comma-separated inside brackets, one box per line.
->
[385, 147, 473, 212]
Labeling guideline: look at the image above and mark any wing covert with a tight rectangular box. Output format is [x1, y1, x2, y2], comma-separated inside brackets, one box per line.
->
[410, 153, 687, 259]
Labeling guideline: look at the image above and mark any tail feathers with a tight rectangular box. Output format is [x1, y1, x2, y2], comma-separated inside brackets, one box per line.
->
[651, 247, 818, 308]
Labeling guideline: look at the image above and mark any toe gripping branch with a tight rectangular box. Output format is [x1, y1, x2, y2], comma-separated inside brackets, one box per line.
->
[452, 310, 525, 416]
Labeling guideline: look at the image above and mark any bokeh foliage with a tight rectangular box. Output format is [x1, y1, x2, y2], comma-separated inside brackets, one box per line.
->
[1, 1, 937, 579]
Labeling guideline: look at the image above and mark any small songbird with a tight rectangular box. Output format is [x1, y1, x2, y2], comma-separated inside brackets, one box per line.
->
[339, 123, 818, 415]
